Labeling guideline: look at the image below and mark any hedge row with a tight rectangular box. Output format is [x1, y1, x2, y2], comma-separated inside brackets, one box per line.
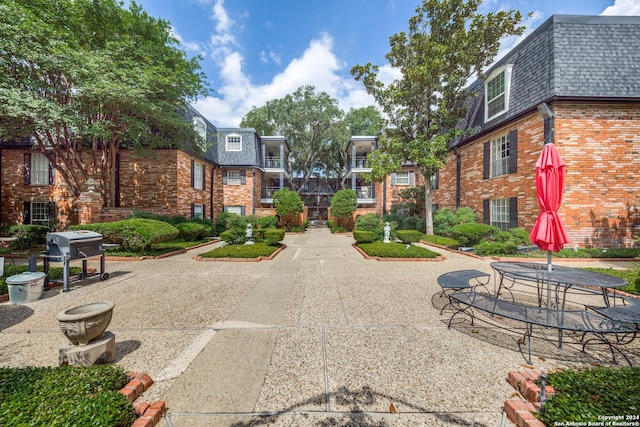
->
[70, 218, 179, 252]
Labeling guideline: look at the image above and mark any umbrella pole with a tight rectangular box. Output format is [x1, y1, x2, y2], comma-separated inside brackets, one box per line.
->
[547, 250, 552, 271]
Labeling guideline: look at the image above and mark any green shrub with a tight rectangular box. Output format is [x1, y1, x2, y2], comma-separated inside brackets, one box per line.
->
[508, 228, 531, 245]
[451, 223, 498, 247]
[353, 230, 376, 243]
[454, 207, 477, 224]
[176, 222, 208, 241]
[261, 229, 285, 245]
[494, 230, 513, 243]
[0, 365, 135, 427]
[9, 224, 49, 250]
[401, 216, 419, 231]
[258, 215, 279, 229]
[71, 219, 179, 252]
[130, 211, 189, 227]
[200, 242, 279, 258]
[433, 208, 456, 236]
[357, 242, 440, 258]
[355, 212, 383, 232]
[474, 240, 518, 256]
[330, 225, 347, 233]
[220, 229, 244, 245]
[190, 218, 214, 235]
[420, 235, 460, 248]
[213, 212, 235, 236]
[396, 230, 423, 244]
[289, 225, 305, 233]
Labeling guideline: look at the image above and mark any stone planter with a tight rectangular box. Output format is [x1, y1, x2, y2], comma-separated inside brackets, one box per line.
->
[56, 301, 115, 346]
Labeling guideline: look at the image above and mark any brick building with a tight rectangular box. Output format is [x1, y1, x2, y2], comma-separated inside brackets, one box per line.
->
[435, 15, 640, 247]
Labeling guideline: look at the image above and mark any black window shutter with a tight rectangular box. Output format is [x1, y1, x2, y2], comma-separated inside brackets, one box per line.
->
[202, 204, 206, 219]
[24, 153, 31, 184]
[48, 154, 56, 185]
[240, 170, 246, 185]
[508, 129, 518, 174]
[240, 206, 246, 216]
[483, 142, 490, 179]
[23, 201, 31, 224]
[222, 171, 228, 185]
[190, 159, 195, 188]
[190, 203, 195, 219]
[483, 199, 490, 225]
[202, 165, 206, 191]
[47, 202, 56, 224]
[509, 197, 518, 229]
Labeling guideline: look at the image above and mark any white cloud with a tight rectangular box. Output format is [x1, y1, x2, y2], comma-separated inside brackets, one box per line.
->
[601, 0, 640, 15]
[170, 27, 208, 57]
[260, 49, 282, 66]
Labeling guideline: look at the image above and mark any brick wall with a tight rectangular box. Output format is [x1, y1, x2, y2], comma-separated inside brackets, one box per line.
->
[433, 103, 640, 247]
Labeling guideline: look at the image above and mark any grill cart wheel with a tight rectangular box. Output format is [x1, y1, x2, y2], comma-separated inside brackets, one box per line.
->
[100, 272, 110, 281]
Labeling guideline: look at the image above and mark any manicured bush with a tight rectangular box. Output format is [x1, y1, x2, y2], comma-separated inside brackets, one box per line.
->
[420, 234, 460, 248]
[176, 222, 208, 241]
[433, 208, 456, 236]
[474, 240, 518, 256]
[273, 188, 304, 231]
[261, 229, 285, 245]
[355, 212, 383, 232]
[453, 207, 477, 224]
[70, 219, 179, 252]
[396, 230, 423, 244]
[130, 211, 189, 227]
[258, 215, 279, 229]
[8, 224, 49, 250]
[0, 365, 135, 427]
[357, 242, 440, 258]
[451, 222, 498, 247]
[200, 242, 279, 258]
[220, 229, 243, 245]
[213, 212, 235, 236]
[508, 227, 531, 245]
[353, 230, 376, 243]
[330, 189, 357, 230]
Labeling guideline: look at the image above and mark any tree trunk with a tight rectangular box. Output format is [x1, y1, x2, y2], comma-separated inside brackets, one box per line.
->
[424, 183, 434, 235]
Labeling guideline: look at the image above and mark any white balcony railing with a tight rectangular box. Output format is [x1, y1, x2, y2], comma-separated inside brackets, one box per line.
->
[265, 156, 282, 168]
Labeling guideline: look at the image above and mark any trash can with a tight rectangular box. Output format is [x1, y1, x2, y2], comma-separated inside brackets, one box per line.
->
[6, 272, 47, 304]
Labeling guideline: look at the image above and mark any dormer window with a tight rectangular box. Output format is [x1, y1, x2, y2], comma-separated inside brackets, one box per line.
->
[193, 116, 207, 149]
[226, 134, 242, 151]
[485, 65, 513, 122]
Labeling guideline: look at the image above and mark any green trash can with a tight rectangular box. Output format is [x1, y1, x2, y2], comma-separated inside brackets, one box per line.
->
[6, 272, 46, 304]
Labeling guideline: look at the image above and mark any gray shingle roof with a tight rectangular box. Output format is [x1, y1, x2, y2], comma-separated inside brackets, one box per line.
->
[453, 14, 640, 149]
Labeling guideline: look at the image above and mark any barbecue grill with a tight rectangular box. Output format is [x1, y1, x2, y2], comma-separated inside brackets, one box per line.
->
[43, 230, 110, 292]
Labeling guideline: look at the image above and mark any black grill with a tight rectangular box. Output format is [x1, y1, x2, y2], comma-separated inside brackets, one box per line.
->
[43, 231, 109, 292]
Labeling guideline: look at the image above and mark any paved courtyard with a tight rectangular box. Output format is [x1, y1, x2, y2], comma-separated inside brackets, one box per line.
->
[1, 228, 638, 426]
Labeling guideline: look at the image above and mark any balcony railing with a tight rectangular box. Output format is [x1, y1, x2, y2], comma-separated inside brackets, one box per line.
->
[351, 155, 368, 168]
[355, 186, 374, 199]
[263, 186, 281, 198]
[265, 156, 282, 168]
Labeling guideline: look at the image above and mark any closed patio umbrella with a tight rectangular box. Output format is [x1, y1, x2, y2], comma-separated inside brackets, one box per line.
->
[529, 142, 570, 271]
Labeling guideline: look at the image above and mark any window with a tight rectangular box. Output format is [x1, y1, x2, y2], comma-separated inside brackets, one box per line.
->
[226, 134, 242, 151]
[485, 65, 513, 122]
[24, 201, 54, 225]
[193, 116, 207, 149]
[491, 135, 509, 177]
[392, 171, 414, 186]
[484, 197, 518, 231]
[193, 162, 204, 190]
[31, 153, 50, 185]
[224, 206, 244, 216]
[227, 170, 242, 185]
[192, 204, 203, 219]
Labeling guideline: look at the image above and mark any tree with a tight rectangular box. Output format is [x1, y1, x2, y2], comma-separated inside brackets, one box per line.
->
[240, 86, 344, 193]
[330, 189, 357, 229]
[351, 0, 526, 234]
[272, 188, 304, 231]
[0, 0, 207, 207]
[342, 106, 385, 136]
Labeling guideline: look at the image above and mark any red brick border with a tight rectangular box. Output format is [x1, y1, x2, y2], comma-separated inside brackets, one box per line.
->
[121, 371, 165, 427]
[504, 371, 556, 427]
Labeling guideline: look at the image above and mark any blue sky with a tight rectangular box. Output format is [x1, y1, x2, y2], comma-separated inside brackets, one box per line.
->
[130, 0, 640, 127]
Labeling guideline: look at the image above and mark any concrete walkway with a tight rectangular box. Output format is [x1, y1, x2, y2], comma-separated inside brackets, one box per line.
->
[1, 228, 638, 426]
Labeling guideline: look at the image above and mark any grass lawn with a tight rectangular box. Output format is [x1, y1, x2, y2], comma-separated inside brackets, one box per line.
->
[104, 238, 212, 257]
[584, 267, 640, 296]
[357, 241, 441, 258]
[199, 242, 280, 258]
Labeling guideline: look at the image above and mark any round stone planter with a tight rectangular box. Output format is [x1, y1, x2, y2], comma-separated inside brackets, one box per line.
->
[56, 301, 115, 346]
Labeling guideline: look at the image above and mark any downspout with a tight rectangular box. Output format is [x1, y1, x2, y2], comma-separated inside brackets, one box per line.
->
[382, 177, 387, 216]
[251, 167, 256, 215]
[210, 165, 214, 221]
[455, 148, 461, 209]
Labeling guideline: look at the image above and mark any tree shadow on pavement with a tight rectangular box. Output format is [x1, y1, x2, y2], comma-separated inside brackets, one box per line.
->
[0, 304, 33, 331]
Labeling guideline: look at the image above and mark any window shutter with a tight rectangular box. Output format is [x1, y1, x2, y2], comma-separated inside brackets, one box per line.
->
[509, 197, 518, 229]
[202, 165, 206, 191]
[191, 160, 195, 188]
[47, 202, 56, 224]
[23, 202, 31, 224]
[222, 171, 228, 185]
[240, 206, 246, 216]
[240, 170, 246, 185]
[432, 172, 440, 190]
[190, 203, 195, 219]
[483, 142, 490, 179]
[483, 199, 490, 225]
[202, 204, 206, 219]
[508, 129, 518, 174]
[409, 171, 415, 185]
[24, 153, 31, 185]
[391, 173, 397, 185]
[48, 154, 55, 185]
[223, 206, 228, 213]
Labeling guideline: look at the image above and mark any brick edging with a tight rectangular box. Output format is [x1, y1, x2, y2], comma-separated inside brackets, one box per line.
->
[504, 370, 556, 427]
[193, 244, 286, 262]
[120, 371, 166, 427]
[352, 244, 446, 262]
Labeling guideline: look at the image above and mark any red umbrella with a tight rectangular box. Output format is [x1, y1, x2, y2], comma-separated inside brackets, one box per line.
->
[529, 143, 570, 270]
